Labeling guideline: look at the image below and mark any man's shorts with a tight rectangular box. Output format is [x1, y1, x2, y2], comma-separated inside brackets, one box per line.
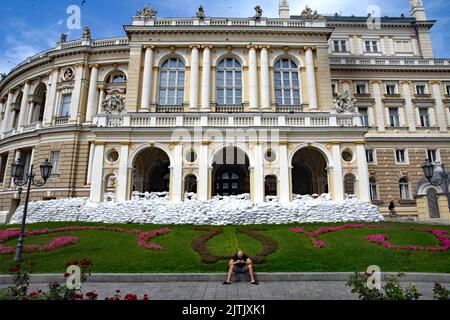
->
[234, 265, 249, 274]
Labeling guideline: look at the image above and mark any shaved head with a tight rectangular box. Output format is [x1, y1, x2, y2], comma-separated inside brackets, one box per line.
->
[237, 250, 244, 258]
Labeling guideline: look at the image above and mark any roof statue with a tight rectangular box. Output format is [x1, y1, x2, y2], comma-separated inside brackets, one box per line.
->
[196, 5, 205, 19]
[136, 5, 157, 19]
[82, 26, 91, 40]
[300, 6, 320, 20]
[254, 5, 263, 19]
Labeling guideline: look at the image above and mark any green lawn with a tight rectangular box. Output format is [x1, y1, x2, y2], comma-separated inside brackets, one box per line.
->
[0, 222, 449, 274]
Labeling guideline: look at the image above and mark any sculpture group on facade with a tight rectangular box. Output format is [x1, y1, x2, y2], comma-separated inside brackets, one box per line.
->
[102, 94, 126, 114]
[333, 91, 357, 113]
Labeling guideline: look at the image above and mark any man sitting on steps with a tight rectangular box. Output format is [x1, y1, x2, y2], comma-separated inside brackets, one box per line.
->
[223, 250, 259, 285]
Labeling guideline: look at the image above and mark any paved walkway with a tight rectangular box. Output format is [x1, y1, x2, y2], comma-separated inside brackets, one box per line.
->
[0, 280, 444, 300]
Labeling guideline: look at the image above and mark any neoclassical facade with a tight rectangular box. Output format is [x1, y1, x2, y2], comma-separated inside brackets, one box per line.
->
[0, 0, 449, 223]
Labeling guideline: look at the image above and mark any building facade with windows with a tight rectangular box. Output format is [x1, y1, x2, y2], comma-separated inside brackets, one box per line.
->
[0, 0, 449, 223]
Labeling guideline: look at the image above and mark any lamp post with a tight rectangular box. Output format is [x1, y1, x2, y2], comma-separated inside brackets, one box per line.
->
[11, 158, 53, 263]
[421, 159, 450, 210]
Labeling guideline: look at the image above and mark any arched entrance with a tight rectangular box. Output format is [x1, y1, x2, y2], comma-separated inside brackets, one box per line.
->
[212, 147, 250, 196]
[292, 147, 328, 195]
[132, 147, 170, 193]
[427, 188, 441, 219]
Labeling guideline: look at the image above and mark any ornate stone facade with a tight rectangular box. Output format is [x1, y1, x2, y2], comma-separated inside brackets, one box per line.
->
[0, 1, 449, 223]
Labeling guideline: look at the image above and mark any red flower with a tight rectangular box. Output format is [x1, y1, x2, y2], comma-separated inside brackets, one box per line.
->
[124, 294, 138, 301]
[143, 294, 149, 301]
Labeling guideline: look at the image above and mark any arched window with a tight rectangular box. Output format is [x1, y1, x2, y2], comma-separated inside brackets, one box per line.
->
[216, 58, 242, 105]
[274, 58, 300, 105]
[399, 177, 411, 200]
[369, 177, 379, 201]
[159, 58, 185, 105]
[107, 72, 127, 84]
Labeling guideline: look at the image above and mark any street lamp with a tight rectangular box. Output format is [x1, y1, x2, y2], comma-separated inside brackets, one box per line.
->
[421, 159, 450, 210]
[11, 158, 53, 263]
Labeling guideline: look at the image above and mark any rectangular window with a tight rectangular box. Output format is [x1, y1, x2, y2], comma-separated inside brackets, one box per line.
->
[389, 108, 400, 127]
[356, 83, 368, 95]
[395, 40, 412, 53]
[50, 151, 60, 175]
[333, 40, 347, 53]
[419, 108, 430, 127]
[370, 182, 379, 201]
[386, 84, 397, 95]
[400, 182, 411, 200]
[0, 153, 8, 184]
[331, 83, 338, 96]
[395, 150, 407, 163]
[445, 85, 450, 95]
[359, 108, 369, 126]
[59, 94, 72, 117]
[366, 149, 375, 164]
[365, 40, 379, 53]
[427, 149, 437, 163]
[416, 84, 427, 95]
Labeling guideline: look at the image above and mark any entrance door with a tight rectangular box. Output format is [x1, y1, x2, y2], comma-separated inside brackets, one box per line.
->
[427, 188, 441, 219]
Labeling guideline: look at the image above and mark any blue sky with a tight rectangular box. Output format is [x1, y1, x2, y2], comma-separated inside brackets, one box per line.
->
[0, 0, 448, 74]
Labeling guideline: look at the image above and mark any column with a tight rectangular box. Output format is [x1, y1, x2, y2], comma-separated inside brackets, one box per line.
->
[85, 64, 100, 123]
[431, 82, 447, 132]
[69, 64, 84, 124]
[279, 143, 291, 203]
[86, 142, 95, 184]
[44, 69, 59, 126]
[189, 46, 200, 110]
[116, 144, 130, 202]
[402, 81, 417, 132]
[305, 47, 318, 110]
[1, 91, 14, 134]
[0, 100, 4, 132]
[18, 81, 31, 129]
[27, 101, 35, 124]
[140, 46, 154, 112]
[201, 46, 212, 111]
[171, 144, 184, 203]
[198, 142, 210, 201]
[356, 144, 371, 202]
[260, 46, 271, 111]
[248, 46, 259, 110]
[331, 143, 344, 201]
[97, 89, 105, 115]
[253, 143, 265, 203]
[372, 81, 386, 132]
[89, 143, 105, 203]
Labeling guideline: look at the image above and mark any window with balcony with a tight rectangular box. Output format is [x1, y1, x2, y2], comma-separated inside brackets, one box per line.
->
[364, 40, 380, 53]
[399, 177, 411, 200]
[217, 58, 243, 105]
[366, 149, 375, 164]
[158, 58, 185, 105]
[419, 108, 430, 127]
[59, 94, 72, 117]
[389, 108, 400, 127]
[274, 58, 301, 106]
[358, 107, 369, 126]
[50, 151, 60, 175]
[355, 83, 368, 95]
[395, 149, 407, 164]
[385, 84, 397, 95]
[333, 40, 347, 53]
[427, 149, 438, 163]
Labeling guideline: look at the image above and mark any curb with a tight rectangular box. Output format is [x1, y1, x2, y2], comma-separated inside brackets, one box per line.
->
[1, 272, 449, 285]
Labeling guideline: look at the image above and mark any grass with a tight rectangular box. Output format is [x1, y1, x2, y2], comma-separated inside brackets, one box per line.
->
[0, 222, 449, 274]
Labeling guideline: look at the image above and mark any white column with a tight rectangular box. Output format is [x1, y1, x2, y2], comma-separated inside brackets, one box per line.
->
[305, 47, 318, 110]
[27, 101, 35, 124]
[253, 143, 265, 203]
[116, 144, 130, 202]
[356, 144, 371, 202]
[201, 46, 212, 111]
[18, 81, 31, 129]
[331, 144, 344, 201]
[432, 82, 447, 131]
[44, 69, 59, 126]
[372, 81, 385, 131]
[279, 143, 291, 203]
[90, 143, 105, 203]
[198, 143, 210, 201]
[260, 47, 271, 111]
[248, 46, 259, 110]
[86, 142, 95, 184]
[171, 144, 184, 203]
[189, 46, 200, 110]
[86, 64, 100, 123]
[69, 64, 84, 124]
[141, 46, 154, 112]
[402, 82, 417, 132]
[1, 91, 14, 134]
[97, 89, 105, 115]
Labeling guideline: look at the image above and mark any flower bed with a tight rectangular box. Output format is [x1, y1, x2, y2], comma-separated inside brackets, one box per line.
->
[0, 226, 172, 255]
[291, 224, 450, 252]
